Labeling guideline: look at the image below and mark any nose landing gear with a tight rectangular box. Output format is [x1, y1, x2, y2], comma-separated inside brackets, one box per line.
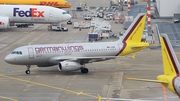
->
[25, 65, 31, 74]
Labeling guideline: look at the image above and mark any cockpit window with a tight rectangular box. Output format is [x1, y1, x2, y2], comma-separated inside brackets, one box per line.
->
[62, 12, 68, 14]
[11, 51, 22, 55]
[19, 51, 22, 54]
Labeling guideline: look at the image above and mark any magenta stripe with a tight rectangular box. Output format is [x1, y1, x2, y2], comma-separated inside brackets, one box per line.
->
[162, 37, 179, 75]
[116, 42, 126, 56]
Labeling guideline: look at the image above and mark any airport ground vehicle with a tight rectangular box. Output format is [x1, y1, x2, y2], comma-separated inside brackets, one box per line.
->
[73, 22, 79, 28]
[76, 6, 83, 11]
[84, 16, 91, 20]
[67, 20, 72, 25]
[49, 24, 68, 31]
[173, 13, 180, 23]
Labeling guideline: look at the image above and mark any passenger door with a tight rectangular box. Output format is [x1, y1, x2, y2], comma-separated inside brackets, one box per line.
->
[28, 47, 34, 59]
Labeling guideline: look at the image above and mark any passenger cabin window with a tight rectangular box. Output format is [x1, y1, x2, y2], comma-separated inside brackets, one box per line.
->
[11, 51, 22, 55]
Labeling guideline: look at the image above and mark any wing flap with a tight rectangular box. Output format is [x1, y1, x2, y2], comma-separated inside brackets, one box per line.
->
[127, 78, 169, 84]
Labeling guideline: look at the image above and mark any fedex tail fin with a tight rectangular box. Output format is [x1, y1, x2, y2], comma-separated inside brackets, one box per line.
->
[117, 13, 149, 56]
[160, 34, 180, 76]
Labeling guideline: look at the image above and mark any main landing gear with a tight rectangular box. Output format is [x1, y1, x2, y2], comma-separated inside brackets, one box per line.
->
[81, 67, 89, 74]
[25, 65, 31, 74]
[80, 62, 89, 74]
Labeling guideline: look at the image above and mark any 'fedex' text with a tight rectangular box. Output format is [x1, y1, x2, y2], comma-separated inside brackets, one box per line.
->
[13, 8, 44, 17]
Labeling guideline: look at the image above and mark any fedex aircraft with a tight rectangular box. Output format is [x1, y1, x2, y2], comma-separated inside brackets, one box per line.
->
[5, 13, 149, 74]
[0, 5, 71, 29]
[0, 0, 71, 8]
[128, 34, 180, 97]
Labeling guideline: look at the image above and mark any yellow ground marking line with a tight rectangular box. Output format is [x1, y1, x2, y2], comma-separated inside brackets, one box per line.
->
[0, 95, 18, 101]
[95, 62, 161, 66]
[0, 74, 102, 101]
[3, 67, 39, 74]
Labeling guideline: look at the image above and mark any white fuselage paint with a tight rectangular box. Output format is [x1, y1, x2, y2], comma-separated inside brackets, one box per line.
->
[5, 41, 123, 66]
[174, 77, 180, 96]
[0, 5, 71, 23]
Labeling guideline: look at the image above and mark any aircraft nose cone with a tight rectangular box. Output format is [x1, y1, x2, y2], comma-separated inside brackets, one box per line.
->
[4, 55, 14, 64]
[68, 14, 72, 19]
[65, 14, 72, 21]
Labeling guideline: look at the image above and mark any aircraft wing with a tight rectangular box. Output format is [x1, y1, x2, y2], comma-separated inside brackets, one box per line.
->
[50, 56, 117, 63]
[127, 78, 169, 84]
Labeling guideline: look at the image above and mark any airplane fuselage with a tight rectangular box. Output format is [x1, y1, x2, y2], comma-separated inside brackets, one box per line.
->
[5, 41, 123, 67]
[0, 5, 71, 23]
[173, 76, 180, 96]
[4, 13, 149, 74]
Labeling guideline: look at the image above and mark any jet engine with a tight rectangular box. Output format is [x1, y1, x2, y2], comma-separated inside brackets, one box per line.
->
[58, 61, 82, 71]
[0, 16, 10, 29]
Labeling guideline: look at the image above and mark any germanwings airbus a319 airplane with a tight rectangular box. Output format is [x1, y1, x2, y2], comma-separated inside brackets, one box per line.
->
[5, 13, 149, 74]
[128, 34, 180, 97]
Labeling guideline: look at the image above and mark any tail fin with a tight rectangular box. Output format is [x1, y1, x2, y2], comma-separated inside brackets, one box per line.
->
[160, 34, 180, 76]
[120, 13, 147, 42]
[117, 13, 149, 56]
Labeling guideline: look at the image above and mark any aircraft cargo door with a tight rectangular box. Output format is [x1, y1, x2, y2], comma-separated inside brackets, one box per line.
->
[28, 47, 34, 59]
[49, 10, 54, 21]
[49, 10, 59, 22]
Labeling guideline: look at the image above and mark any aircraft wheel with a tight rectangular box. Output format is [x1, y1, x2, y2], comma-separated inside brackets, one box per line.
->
[25, 70, 30, 74]
[81, 68, 88, 73]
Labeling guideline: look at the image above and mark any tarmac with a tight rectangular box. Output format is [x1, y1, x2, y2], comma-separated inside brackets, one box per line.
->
[0, 0, 179, 101]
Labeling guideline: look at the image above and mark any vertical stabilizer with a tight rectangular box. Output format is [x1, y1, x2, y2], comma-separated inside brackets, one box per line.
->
[116, 13, 149, 56]
[160, 34, 180, 76]
[120, 13, 146, 42]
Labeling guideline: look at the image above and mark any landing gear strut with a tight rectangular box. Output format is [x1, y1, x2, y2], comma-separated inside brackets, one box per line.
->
[25, 65, 31, 74]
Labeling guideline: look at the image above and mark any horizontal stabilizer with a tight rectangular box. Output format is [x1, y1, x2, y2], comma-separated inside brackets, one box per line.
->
[126, 78, 168, 84]
[131, 43, 149, 48]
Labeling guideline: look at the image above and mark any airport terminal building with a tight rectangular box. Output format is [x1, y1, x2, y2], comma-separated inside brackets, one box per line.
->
[156, 0, 180, 18]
